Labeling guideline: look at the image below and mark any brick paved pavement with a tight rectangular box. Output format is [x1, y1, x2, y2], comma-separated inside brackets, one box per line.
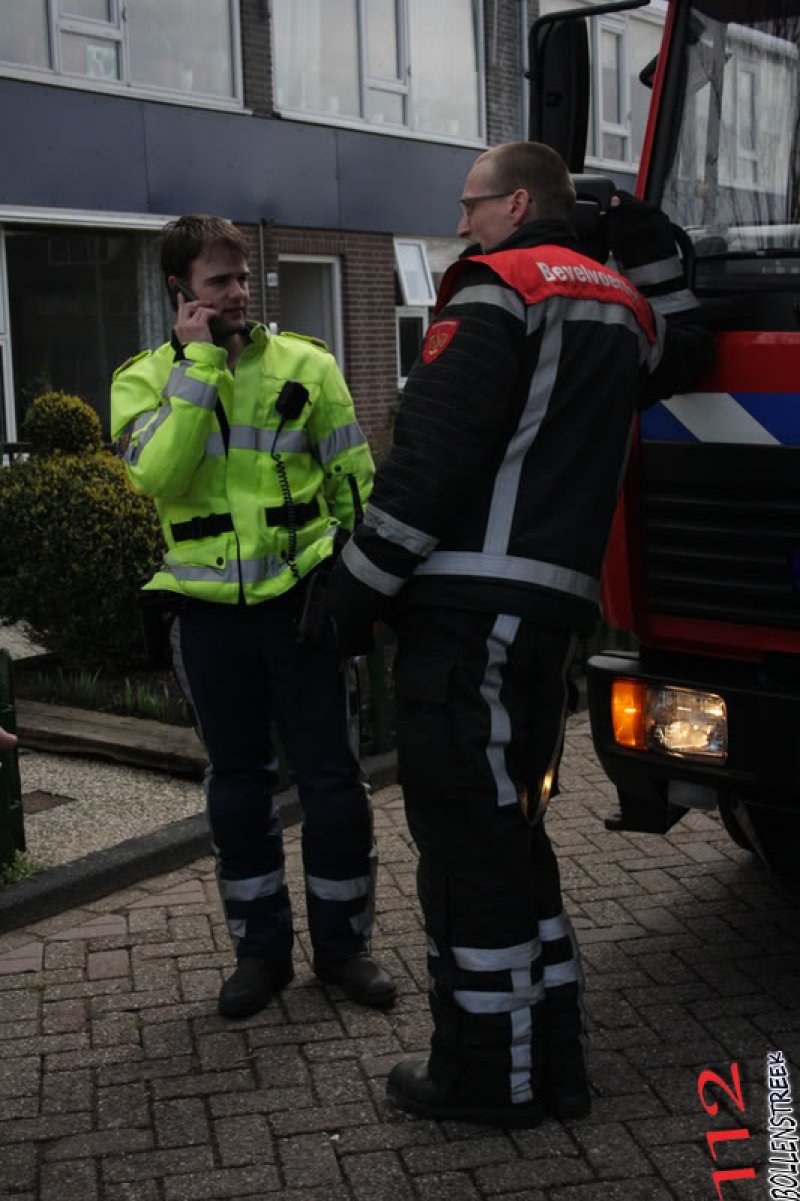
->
[0, 713, 797, 1200]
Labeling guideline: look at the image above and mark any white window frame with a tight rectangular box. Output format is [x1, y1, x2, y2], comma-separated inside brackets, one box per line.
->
[278, 254, 345, 369]
[594, 16, 630, 166]
[394, 239, 436, 306]
[0, 230, 16, 445]
[396, 304, 429, 385]
[0, 0, 244, 112]
[271, 0, 486, 148]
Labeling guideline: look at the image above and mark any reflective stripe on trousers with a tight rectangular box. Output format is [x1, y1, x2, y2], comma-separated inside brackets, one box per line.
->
[170, 588, 375, 962]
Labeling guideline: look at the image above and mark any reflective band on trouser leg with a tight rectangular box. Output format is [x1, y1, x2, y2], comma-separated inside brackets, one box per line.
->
[169, 607, 292, 962]
[533, 825, 588, 1094]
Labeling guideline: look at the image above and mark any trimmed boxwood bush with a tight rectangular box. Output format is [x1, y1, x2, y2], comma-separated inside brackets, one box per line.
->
[0, 393, 165, 670]
[22, 390, 103, 455]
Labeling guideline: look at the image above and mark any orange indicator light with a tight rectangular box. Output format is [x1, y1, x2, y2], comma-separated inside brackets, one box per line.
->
[611, 679, 647, 749]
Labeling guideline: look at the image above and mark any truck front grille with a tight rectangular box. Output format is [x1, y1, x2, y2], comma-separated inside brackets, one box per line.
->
[641, 442, 800, 629]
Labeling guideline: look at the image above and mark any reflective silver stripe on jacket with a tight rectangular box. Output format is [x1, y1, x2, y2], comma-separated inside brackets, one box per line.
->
[414, 551, 599, 603]
[623, 255, 683, 287]
[164, 554, 285, 584]
[220, 869, 286, 902]
[650, 289, 701, 315]
[365, 505, 438, 558]
[341, 538, 405, 597]
[306, 874, 372, 902]
[162, 361, 218, 410]
[484, 309, 562, 554]
[124, 405, 172, 466]
[227, 425, 311, 454]
[452, 937, 541, 972]
[314, 421, 366, 465]
[448, 283, 526, 322]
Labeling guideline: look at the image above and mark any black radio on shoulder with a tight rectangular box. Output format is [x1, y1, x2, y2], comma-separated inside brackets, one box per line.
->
[275, 381, 310, 421]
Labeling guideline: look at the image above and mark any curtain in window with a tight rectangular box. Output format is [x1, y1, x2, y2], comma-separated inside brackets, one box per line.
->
[272, 0, 360, 117]
[409, 0, 480, 138]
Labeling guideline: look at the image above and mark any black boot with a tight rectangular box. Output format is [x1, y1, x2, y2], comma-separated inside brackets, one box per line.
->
[218, 957, 294, 1019]
[387, 1058, 546, 1128]
[314, 953, 397, 1009]
[545, 1050, 591, 1120]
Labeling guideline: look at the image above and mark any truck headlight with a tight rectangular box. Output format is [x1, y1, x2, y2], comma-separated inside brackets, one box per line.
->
[611, 680, 727, 761]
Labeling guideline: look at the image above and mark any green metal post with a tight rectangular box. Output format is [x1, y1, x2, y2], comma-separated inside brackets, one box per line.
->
[0, 649, 25, 869]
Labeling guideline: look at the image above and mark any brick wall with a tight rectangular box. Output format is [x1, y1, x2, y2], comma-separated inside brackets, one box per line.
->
[485, 0, 530, 145]
[240, 0, 272, 117]
[237, 225, 398, 452]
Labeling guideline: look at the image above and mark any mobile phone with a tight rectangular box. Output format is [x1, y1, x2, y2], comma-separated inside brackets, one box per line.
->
[171, 278, 230, 340]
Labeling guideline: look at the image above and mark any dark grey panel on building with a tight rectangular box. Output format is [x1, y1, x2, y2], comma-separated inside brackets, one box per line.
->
[0, 80, 478, 235]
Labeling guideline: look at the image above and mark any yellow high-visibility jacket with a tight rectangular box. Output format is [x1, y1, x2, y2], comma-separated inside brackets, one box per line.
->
[111, 323, 374, 604]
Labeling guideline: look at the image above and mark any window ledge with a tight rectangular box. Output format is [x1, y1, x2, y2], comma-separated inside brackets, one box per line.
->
[0, 65, 247, 114]
[273, 105, 486, 150]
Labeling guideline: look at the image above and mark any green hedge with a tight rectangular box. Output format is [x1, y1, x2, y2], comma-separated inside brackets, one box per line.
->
[0, 393, 164, 670]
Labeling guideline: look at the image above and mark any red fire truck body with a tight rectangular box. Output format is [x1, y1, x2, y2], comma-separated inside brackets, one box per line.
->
[532, 0, 800, 878]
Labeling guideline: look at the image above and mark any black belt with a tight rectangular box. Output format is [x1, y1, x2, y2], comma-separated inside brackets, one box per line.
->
[171, 499, 321, 543]
[264, 498, 321, 527]
[171, 513, 234, 542]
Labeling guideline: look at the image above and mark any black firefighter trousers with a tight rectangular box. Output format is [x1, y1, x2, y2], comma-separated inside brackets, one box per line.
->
[170, 587, 375, 968]
[394, 607, 586, 1108]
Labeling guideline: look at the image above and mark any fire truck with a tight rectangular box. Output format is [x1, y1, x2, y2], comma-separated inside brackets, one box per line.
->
[529, 0, 800, 883]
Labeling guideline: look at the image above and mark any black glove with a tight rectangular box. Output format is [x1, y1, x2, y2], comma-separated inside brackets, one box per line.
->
[607, 191, 699, 318]
[326, 555, 377, 660]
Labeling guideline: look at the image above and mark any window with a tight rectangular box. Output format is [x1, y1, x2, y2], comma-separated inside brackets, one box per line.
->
[0, 233, 13, 445]
[539, 0, 665, 169]
[5, 226, 168, 435]
[272, 0, 483, 143]
[278, 257, 345, 367]
[0, 0, 241, 105]
[396, 306, 428, 383]
[394, 240, 435, 306]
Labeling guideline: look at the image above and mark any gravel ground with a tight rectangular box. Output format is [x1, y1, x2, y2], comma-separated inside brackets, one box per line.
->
[17, 749, 206, 867]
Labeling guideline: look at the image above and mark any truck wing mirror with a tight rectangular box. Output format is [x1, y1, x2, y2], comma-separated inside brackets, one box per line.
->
[528, 14, 590, 172]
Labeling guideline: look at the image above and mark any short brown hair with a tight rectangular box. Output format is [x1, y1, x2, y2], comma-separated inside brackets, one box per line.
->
[479, 142, 576, 219]
[159, 214, 250, 284]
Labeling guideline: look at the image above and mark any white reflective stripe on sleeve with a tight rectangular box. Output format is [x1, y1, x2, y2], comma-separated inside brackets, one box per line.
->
[447, 283, 526, 322]
[649, 289, 701, 315]
[341, 538, 405, 597]
[510, 1006, 534, 1102]
[623, 255, 683, 287]
[414, 551, 599, 603]
[306, 874, 372, 902]
[452, 937, 540, 972]
[314, 421, 366, 465]
[163, 361, 218, 409]
[125, 404, 172, 465]
[365, 505, 438, 557]
[220, 869, 286, 902]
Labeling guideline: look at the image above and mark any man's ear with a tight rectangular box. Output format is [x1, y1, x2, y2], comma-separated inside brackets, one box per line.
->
[511, 188, 536, 227]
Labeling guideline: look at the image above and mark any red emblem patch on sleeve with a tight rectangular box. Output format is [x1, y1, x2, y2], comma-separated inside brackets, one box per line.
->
[422, 319, 460, 364]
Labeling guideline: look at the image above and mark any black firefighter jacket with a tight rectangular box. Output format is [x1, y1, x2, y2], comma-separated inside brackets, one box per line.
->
[329, 219, 714, 637]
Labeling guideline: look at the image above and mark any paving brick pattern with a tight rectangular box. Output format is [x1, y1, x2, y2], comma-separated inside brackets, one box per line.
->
[0, 713, 797, 1199]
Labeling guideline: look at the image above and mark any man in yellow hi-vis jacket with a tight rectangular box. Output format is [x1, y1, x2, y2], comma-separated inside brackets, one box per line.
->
[111, 214, 395, 1018]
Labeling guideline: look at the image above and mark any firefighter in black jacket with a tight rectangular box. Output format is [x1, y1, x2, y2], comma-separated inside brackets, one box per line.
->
[329, 142, 714, 1127]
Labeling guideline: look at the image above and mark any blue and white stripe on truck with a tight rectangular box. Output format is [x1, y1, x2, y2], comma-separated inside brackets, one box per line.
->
[641, 393, 800, 445]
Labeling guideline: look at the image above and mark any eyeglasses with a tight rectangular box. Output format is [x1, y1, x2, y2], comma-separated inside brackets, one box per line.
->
[458, 190, 515, 215]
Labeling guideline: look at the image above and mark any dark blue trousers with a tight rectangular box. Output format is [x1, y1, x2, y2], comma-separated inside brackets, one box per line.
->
[171, 588, 375, 965]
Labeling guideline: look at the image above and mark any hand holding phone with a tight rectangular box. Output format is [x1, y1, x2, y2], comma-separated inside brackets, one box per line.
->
[171, 279, 219, 344]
